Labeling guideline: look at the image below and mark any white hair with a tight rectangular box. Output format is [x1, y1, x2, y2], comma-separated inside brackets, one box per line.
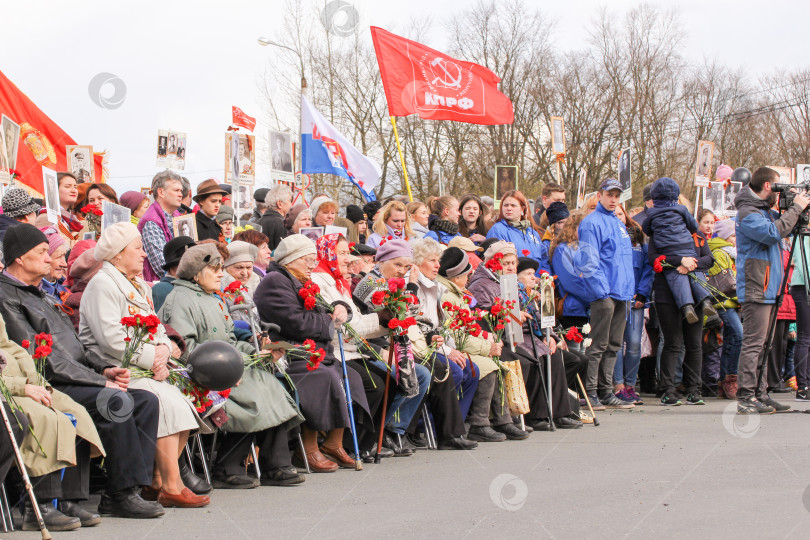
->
[265, 184, 292, 208]
[411, 237, 443, 265]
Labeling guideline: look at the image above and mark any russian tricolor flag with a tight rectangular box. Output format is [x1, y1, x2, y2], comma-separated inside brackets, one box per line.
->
[300, 95, 380, 201]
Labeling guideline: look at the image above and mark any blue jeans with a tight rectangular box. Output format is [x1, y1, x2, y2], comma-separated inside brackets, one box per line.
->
[718, 308, 742, 378]
[438, 354, 479, 421]
[664, 269, 711, 309]
[370, 359, 429, 434]
[614, 307, 645, 386]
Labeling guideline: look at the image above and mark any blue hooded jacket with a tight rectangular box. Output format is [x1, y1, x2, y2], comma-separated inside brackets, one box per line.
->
[550, 242, 592, 317]
[577, 202, 634, 302]
[424, 229, 460, 245]
[486, 220, 550, 273]
[641, 177, 699, 257]
[631, 241, 654, 304]
[734, 185, 802, 303]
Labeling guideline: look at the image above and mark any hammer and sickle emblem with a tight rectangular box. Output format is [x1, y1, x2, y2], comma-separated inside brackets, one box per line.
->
[429, 57, 462, 89]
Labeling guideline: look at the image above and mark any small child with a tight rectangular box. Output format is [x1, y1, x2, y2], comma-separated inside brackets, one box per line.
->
[642, 177, 719, 324]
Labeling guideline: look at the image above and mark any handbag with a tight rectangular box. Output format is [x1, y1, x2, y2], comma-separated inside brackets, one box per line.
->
[708, 268, 736, 298]
[501, 359, 530, 415]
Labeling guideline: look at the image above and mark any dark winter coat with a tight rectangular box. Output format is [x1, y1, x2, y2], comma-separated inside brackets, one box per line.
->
[195, 211, 222, 242]
[257, 208, 288, 251]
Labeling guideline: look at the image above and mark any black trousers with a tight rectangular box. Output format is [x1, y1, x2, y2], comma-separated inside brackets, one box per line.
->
[0, 404, 27, 485]
[407, 355, 466, 440]
[31, 441, 90, 500]
[562, 349, 589, 391]
[768, 319, 790, 389]
[57, 386, 159, 493]
[214, 426, 292, 476]
[517, 348, 573, 422]
[347, 359, 386, 452]
[658, 303, 704, 394]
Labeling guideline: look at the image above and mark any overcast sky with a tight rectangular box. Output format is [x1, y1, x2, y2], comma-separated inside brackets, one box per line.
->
[2, 0, 807, 196]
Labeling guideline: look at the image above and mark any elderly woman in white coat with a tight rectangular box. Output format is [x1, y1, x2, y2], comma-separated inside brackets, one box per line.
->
[78, 222, 210, 510]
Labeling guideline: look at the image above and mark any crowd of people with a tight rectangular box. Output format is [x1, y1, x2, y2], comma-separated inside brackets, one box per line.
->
[0, 164, 806, 531]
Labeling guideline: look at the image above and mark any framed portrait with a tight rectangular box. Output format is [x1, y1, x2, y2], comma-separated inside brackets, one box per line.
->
[550, 116, 565, 155]
[156, 129, 186, 170]
[224, 132, 256, 185]
[768, 166, 793, 184]
[82, 232, 96, 241]
[617, 148, 631, 202]
[269, 130, 294, 184]
[300, 227, 324, 243]
[723, 181, 742, 216]
[0, 127, 9, 186]
[100, 201, 131, 231]
[540, 281, 555, 329]
[797, 164, 810, 185]
[703, 182, 726, 216]
[499, 274, 524, 344]
[66, 145, 94, 183]
[172, 213, 198, 241]
[494, 165, 518, 202]
[140, 186, 152, 199]
[576, 169, 587, 209]
[325, 225, 348, 237]
[2, 115, 21, 170]
[695, 140, 714, 187]
[42, 166, 59, 225]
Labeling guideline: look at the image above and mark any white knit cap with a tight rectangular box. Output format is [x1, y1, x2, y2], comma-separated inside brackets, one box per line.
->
[94, 222, 142, 262]
[273, 234, 316, 267]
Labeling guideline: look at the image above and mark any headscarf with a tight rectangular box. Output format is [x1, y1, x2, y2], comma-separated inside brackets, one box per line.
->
[315, 233, 350, 296]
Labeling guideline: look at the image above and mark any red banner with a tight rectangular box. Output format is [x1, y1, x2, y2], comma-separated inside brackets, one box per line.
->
[370, 26, 514, 125]
[0, 69, 103, 195]
[232, 106, 256, 132]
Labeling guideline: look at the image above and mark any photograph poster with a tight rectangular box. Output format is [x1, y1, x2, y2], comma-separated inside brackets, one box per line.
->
[269, 130, 294, 184]
[550, 116, 565, 155]
[100, 201, 131, 231]
[1, 115, 20, 170]
[224, 132, 255, 185]
[156, 129, 187, 170]
[66, 145, 94, 183]
[617, 148, 632, 203]
[42, 166, 59, 225]
[494, 165, 518, 203]
[695, 140, 714, 187]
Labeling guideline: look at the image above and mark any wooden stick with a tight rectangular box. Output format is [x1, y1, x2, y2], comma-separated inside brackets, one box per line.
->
[375, 334, 396, 463]
[389, 116, 414, 202]
[576, 373, 599, 427]
[0, 404, 51, 539]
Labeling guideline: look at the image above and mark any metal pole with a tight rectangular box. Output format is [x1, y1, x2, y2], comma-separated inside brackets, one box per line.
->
[336, 328, 363, 470]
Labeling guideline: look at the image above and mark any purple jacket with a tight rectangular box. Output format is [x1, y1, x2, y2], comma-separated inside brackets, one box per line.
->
[138, 201, 178, 281]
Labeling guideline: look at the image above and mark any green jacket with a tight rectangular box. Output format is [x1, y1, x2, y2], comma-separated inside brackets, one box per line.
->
[707, 237, 739, 309]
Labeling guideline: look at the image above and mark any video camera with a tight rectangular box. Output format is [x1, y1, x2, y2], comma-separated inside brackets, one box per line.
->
[773, 182, 810, 232]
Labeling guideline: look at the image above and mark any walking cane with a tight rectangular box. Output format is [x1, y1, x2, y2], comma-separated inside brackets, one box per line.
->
[544, 328, 554, 428]
[375, 334, 395, 464]
[336, 326, 363, 471]
[0, 404, 51, 540]
[577, 374, 599, 427]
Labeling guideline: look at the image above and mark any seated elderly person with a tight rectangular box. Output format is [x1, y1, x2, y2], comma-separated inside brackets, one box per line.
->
[216, 205, 235, 241]
[39, 227, 70, 303]
[409, 238, 480, 425]
[222, 240, 261, 297]
[0, 312, 104, 531]
[0, 224, 164, 519]
[437, 247, 528, 442]
[64, 246, 104, 331]
[468, 241, 580, 430]
[254, 234, 373, 470]
[152, 236, 196, 312]
[354, 237, 476, 451]
[233, 229, 272, 279]
[159, 244, 305, 487]
[79, 223, 212, 508]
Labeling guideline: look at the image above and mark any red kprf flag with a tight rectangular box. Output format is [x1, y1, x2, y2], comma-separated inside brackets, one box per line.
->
[232, 106, 256, 131]
[370, 26, 514, 125]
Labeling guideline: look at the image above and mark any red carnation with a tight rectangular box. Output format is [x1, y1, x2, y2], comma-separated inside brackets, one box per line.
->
[304, 296, 317, 310]
[522, 249, 530, 256]
[388, 319, 400, 329]
[372, 291, 386, 305]
[653, 255, 666, 274]
[21, 340, 30, 348]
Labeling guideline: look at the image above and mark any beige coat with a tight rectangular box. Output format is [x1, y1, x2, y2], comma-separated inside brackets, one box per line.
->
[79, 262, 202, 437]
[437, 275, 499, 378]
[0, 316, 104, 477]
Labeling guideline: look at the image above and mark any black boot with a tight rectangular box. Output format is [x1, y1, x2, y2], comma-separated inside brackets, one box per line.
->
[98, 487, 165, 519]
[179, 458, 213, 495]
[23, 500, 81, 531]
[57, 500, 102, 527]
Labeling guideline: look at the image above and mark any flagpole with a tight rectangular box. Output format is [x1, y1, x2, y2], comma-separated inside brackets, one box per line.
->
[389, 116, 413, 202]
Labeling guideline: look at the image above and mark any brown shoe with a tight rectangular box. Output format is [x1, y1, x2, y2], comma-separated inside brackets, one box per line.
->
[320, 445, 356, 469]
[296, 449, 338, 473]
[141, 486, 159, 502]
[157, 487, 210, 508]
[723, 375, 738, 400]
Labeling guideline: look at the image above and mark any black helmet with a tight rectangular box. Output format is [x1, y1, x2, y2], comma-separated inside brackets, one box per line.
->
[731, 167, 751, 187]
[186, 341, 245, 391]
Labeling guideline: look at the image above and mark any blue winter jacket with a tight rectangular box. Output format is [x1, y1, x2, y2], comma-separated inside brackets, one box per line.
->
[734, 185, 802, 303]
[486, 220, 550, 273]
[550, 242, 591, 317]
[424, 229, 460, 245]
[641, 204, 698, 257]
[576, 202, 634, 302]
[631, 241, 654, 304]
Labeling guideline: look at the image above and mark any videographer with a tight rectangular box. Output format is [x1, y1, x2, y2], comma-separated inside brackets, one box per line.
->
[735, 167, 810, 414]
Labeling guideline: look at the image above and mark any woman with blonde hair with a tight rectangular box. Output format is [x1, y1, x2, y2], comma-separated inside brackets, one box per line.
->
[366, 200, 414, 248]
[406, 201, 430, 238]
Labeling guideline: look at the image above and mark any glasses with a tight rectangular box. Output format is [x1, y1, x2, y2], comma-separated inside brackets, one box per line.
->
[303, 258, 318, 268]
